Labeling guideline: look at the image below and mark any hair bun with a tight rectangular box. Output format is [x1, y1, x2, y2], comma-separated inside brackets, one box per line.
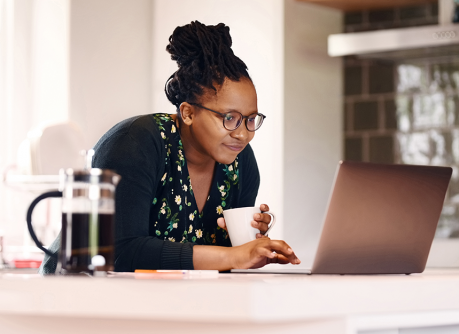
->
[164, 21, 250, 109]
[166, 21, 232, 67]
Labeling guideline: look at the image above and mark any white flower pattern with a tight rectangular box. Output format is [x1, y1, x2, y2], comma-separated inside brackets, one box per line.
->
[152, 114, 243, 246]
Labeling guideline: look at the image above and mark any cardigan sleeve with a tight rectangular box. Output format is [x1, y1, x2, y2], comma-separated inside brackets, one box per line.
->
[92, 115, 194, 272]
[237, 144, 260, 207]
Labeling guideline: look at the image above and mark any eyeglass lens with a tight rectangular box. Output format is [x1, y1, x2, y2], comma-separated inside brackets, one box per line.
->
[224, 112, 264, 131]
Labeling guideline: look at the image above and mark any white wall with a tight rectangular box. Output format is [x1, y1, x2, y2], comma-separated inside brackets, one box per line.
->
[151, 0, 285, 240]
[68, 0, 153, 147]
[283, 0, 342, 265]
[31, 0, 69, 123]
[0, 0, 70, 251]
[0, 0, 154, 255]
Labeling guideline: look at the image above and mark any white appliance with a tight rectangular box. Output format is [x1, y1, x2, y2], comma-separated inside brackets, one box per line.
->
[4, 120, 87, 191]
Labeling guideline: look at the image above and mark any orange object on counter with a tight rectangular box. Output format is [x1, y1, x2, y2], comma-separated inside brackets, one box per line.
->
[13, 259, 42, 268]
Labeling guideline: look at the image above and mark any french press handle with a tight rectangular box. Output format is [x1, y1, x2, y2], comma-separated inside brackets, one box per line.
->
[26, 190, 62, 258]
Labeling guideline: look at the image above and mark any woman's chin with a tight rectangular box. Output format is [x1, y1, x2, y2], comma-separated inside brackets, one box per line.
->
[216, 154, 238, 165]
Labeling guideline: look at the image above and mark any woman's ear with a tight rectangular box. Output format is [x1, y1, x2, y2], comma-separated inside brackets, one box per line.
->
[179, 102, 194, 126]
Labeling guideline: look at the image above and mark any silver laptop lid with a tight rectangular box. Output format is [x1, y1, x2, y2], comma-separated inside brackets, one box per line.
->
[311, 161, 452, 274]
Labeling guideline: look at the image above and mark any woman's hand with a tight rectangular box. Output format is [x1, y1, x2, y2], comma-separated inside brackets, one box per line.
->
[251, 204, 272, 237]
[217, 203, 273, 238]
[193, 236, 301, 271]
[229, 237, 301, 269]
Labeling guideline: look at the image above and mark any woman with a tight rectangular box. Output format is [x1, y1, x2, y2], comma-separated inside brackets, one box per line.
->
[40, 21, 300, 273]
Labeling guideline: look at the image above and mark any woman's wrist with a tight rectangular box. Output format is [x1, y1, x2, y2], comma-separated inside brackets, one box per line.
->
[193, 245, 234, 271]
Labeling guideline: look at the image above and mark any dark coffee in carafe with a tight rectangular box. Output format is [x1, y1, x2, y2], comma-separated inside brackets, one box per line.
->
[60, 212, 114, 273]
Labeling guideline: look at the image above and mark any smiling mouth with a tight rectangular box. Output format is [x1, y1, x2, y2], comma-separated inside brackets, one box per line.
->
[223, 144, 244, 152]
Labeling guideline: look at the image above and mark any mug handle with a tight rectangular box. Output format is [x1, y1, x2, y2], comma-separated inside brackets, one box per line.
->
[26, 190, 62, 258]
[262, 211, 276, 236]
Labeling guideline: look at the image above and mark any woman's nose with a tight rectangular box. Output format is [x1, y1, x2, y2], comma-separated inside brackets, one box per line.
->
[230, 122, 249, 140]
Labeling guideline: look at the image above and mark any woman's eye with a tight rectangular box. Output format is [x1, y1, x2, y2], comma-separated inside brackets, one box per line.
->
[225, 114, 234, 121]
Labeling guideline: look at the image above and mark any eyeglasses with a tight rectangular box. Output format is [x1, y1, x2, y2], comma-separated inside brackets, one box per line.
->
[189, 103, 266, 132]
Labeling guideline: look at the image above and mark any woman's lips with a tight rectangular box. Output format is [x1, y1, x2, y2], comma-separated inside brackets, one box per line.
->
[223, 144, 244, 152]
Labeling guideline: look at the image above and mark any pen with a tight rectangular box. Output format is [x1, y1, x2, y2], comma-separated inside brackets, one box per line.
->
[134, 269, 219, 277]
[135, 270, 186, 274]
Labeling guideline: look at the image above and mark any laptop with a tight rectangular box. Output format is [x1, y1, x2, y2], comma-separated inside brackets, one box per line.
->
[232, 161, 452, 275]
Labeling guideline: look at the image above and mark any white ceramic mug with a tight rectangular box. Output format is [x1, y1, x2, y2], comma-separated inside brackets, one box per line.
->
[223, 207, 276, 247]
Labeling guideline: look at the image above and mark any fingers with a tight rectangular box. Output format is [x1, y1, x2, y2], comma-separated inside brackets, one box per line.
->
[251, 205, 272, 234]
[266, 240, 301, 265]
[251, 220, 269, 233]
[217, 217, 227, 232]
[256, 247, 276, 260]
[269, 254, 291, 265]
[251, 212, 273, 234]
[256, 233, 269, 239]
[233, 238, 300, 269]
[253, 212, 272, 224]
[260, 204, 270, 212]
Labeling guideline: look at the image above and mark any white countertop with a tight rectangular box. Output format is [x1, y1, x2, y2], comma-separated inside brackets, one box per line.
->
[1, 268, 459, 334]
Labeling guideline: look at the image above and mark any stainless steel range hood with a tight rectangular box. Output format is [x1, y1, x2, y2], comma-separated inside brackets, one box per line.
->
[328, 0, 459, 60]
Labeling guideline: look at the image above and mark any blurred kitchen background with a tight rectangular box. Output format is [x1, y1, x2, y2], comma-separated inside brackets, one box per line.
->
[1, 0, 458, 269]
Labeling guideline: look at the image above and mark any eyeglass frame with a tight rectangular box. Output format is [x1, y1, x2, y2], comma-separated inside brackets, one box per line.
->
[188, 102, 266, 132]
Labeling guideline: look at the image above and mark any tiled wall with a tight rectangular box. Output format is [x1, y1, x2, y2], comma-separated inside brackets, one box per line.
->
[344, 57, 397, 164]
[344, 3, 459, 238]
[344, 3, 438, 32]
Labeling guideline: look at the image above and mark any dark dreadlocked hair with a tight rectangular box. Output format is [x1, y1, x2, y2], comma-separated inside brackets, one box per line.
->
[165, 21, 251, 110]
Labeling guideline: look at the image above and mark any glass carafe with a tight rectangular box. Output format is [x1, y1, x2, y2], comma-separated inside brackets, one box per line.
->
[27, 167, 120, 275]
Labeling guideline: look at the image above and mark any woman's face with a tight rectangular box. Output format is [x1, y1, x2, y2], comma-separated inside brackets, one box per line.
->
[189, 77, 257, 165]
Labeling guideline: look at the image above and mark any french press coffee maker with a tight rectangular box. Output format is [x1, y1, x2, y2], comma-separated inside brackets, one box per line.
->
[26, 150, 120, 274]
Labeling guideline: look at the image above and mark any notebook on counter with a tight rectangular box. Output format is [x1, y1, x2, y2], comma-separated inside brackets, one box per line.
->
[231, 161, 452, 275]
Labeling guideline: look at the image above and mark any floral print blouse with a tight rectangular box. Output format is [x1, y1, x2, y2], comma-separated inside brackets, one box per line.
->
[151, 113, 242, 246]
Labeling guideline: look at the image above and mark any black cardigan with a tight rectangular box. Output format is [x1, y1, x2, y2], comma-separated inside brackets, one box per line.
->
[39, 114, 260, 274]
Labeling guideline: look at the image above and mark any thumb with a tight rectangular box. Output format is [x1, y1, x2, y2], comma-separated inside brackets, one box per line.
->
[217, 217, 227, 231]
